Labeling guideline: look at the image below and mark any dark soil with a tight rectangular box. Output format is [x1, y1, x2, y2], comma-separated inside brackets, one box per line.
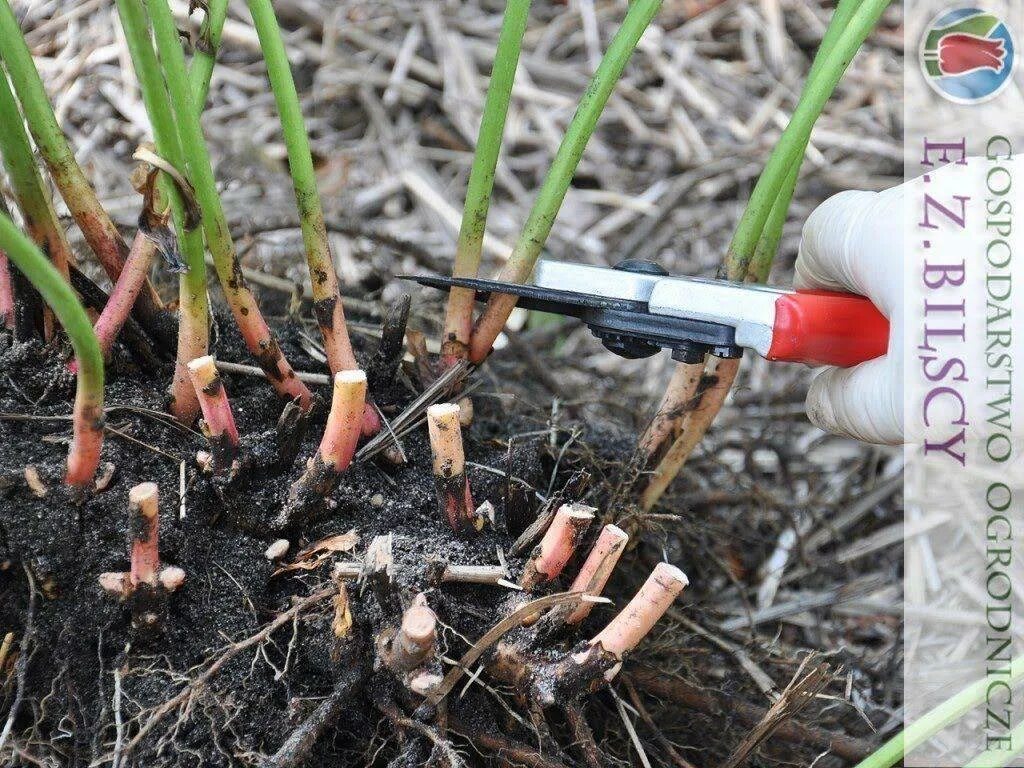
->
[0, 287, 895, 768]
[0, 0, 906, 763]
[0, 290, 633, 766]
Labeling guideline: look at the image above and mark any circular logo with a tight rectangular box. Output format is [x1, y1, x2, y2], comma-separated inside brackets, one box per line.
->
[919, 7, 1016, 104]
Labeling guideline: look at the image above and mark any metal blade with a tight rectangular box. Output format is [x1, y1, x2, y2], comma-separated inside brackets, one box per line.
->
[533, 260, 664, 303]
[400, 273, 646, 317]
[400, 268, 743, 363]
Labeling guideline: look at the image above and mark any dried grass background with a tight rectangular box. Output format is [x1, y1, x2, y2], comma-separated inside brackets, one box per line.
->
[11, 1, 904, 765]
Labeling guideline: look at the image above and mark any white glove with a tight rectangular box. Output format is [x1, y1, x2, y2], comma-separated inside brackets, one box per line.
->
[796, 186, 904, 444]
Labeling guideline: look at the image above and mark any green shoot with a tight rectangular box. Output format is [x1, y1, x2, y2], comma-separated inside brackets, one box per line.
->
[0, 213, 103, 486]
[246, 0, 357, 375]
[442, 0, 531, 366]
[145, 0, 313, 410]
[0, 0, 167, 336]
[0, 63, 73, 282]
[641, 0, 890, 509]
[115, 0, 210, 421]
[748, 0, 860, 283]
[725, 0, 891, 280]
[965, 720, 1024, 767]
[854, 656, 1024, 768]
[468, 0, 662, 363]
[188, 0, 228, 112]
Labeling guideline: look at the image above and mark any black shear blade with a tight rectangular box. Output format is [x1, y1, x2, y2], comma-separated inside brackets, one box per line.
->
[402, 272, 742, 362]
[401, 274, 646, 317]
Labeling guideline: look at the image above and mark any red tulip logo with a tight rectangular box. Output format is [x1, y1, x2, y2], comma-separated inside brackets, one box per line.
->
[920, 9, 1015, 103]
[938, 32, 1007, 75]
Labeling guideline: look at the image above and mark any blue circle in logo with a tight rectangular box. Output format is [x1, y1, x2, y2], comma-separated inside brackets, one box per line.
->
[919, 7, 1016, 104]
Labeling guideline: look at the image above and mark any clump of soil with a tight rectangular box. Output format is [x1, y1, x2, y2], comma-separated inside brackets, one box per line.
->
[0, 299, 641, 766]
[0, 290, 891, 768]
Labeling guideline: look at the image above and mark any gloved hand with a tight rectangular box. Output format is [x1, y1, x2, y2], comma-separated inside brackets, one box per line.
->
[795, 185, 904, 444]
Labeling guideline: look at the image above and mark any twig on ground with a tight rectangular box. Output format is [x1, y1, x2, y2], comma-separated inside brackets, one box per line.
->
[265, 669, 364, 768]
[380, 704, 465, 768]
[564, 704, 603, 768]
[427, 592, 583, 705]
[116, 586, 335, 759]
[626, 667, 874, 762]
[0, 565, 36, 753]
[449, 718, 571, 768]
[622, 678, 697, 768]
[720, 654, 833, 768]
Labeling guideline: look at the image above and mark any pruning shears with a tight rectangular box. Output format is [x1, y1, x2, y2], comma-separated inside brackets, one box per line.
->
[406, 259, 889, 367]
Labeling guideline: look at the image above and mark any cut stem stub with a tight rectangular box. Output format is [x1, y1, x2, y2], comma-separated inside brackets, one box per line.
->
[577, 562, 688, 678]
[187, 355, 240, 472]
[129, 481, 160, 587]
[426, 403, 476, 534]
[281, 370, 367, 526]
[520, 503, 595, 590]
[99, 482, 185, 631]
[382, 593, 438, 675]
[562, 524, 629, 625]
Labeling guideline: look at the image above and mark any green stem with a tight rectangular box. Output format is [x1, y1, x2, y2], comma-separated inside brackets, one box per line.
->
[0, 63, 73, 282]
[726, 0, 890, 281]
[966, 719, 1024, 767]
[748, 0, 860, 284]
[0, 0, 170, 344]
[468, 0, 662, 363]
[0, 0, 125, 280]
[246, 0, 357, 375]
[188, 0, 228, 112]
[0, 213, 103, 486]
[855, 656, 1024, 768]
[115, 0, 209, 422]
[442, 0, 531, 364]
[748, 164, 797, 284]
[145, 0, 312, 409]
[643, 0, 886, 503]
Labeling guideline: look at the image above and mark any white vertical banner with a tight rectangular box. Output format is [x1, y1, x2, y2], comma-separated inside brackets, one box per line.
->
[904, 1, 1024, 765]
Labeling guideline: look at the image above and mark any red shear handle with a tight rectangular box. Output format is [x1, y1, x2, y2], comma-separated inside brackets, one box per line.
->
[766, 290, 889, 367]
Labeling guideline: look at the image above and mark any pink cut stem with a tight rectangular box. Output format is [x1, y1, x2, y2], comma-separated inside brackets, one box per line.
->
[93, 232, 156, 359]
[426, 403, 466, 478]
[65, 389, 104, 487]
[521, 503, 594, 589]
[443, 479, 475, 532]
[589, 562, 688, 658]
[0, 252, 12, 328]
[186, 355, 240, 447]
[396, 592, 437, 667]
[128, 482, 160, 587]
[565, 524, 629, 625]
[319, 370, 367, 471]
[361, 402, 381, 437]
[426, 403, 477, 532]
[468, 293, 516, 364]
